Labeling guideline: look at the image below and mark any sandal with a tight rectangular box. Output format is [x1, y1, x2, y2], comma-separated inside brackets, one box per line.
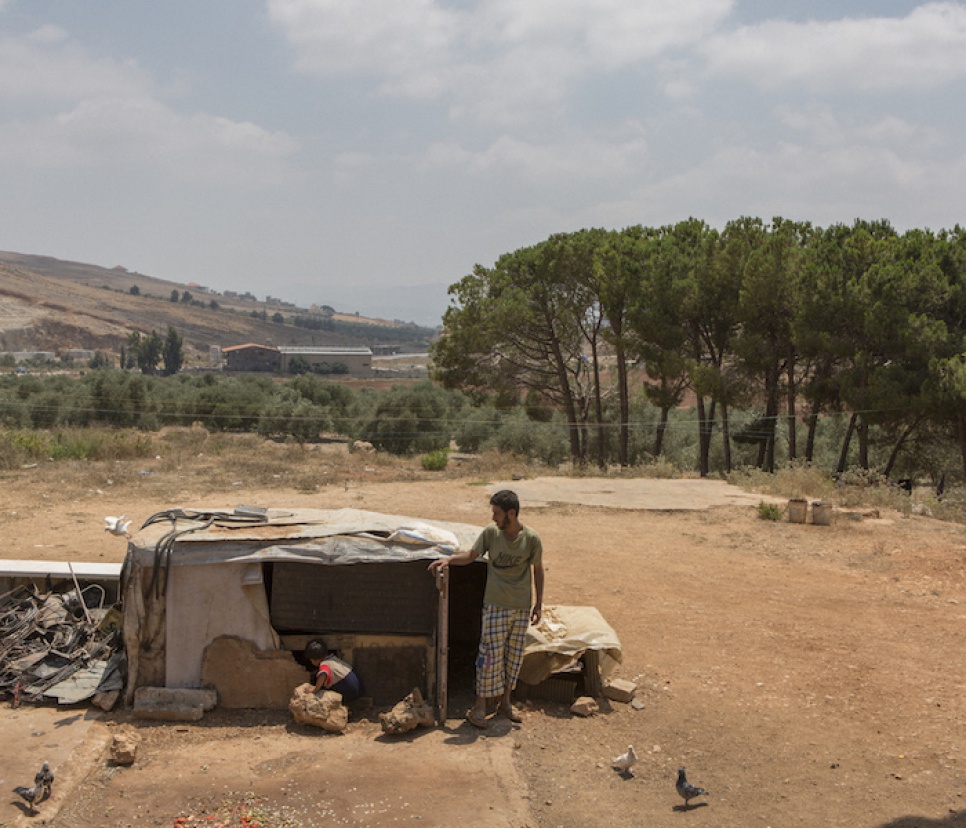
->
[498, 703, 523, 723]
[466, 709, 488, 729]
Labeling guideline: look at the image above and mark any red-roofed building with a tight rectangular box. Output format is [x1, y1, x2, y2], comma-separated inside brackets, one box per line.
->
[222, 343, 281, 372]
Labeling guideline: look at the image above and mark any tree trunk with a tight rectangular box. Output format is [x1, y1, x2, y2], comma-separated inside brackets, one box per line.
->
[654, 407, 670, 457]
[721, 402, 732, 473]
[883, 418, 922, 479]
[804, 401, 820, 462]
[764, 363, 781, 473]
[548, 336, 583, 465]
[697, 396, 711, 477]
[836, 412, 858, 474]
[591, 345, 606, 470]
[786, 355, 797, 461]
[857, 417, 869, 469]
[615, 345, 629, 467]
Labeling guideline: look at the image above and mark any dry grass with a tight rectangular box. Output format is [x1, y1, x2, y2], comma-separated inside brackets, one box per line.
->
[3, 429, 964, 526]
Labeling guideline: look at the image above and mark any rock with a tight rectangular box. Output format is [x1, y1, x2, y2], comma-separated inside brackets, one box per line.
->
[570, 696, 599, 717]
[132, 686, 216, 722]
[603, 678, 637, 703]
[288, 684, 348, 733]
[379, 687, 435, 735]
[92, 689, 121, 711]
[111, 725, 141, 766]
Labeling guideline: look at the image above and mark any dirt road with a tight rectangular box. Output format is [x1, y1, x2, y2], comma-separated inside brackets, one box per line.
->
[1, 464, 964, 827]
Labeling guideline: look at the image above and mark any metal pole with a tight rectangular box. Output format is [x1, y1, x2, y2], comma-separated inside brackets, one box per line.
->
[67, 561, 93, 625]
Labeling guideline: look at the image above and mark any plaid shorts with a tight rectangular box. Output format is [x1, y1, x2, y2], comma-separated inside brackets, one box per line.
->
[475, 604, 530, 698]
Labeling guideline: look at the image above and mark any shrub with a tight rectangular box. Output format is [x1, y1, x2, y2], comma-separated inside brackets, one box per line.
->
[361, 381, 453, 455]
[757, 501, 784, 521]
[454, 404, 502, 452]
[483, 410, 569, 466]
[420, 449, 449, 471]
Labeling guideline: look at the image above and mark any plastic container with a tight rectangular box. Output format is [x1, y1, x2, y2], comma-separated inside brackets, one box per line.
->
[787, 498, 808, 524]
[811, 501, 832, 526]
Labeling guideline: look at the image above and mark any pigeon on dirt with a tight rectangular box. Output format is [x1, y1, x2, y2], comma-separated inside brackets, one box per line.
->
[676, 767, 709, 808]
[612, 744, 638, 775]
[13, 784, 40, 815]
[35, 761, 54, 801]
[104, 515, 132, 537]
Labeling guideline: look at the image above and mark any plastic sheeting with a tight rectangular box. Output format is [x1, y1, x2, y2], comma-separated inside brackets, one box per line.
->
[519, 604, 622, 686]
[125, 508, 480, 568]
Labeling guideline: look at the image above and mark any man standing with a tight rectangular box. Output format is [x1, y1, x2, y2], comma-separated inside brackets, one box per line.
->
[428, 489, 544, 727]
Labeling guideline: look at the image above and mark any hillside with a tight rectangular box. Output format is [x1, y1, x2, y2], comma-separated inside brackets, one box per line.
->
[0, 251, 433, 362]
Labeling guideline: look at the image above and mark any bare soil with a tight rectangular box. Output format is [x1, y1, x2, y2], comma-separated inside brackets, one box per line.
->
[1, 449, 965, 828]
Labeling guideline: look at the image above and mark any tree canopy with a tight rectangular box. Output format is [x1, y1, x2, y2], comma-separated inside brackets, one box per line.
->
[431, 218, 966, 478]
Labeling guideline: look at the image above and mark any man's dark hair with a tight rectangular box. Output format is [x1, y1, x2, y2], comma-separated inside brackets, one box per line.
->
[305, 639, 327, 661]
[490, 489, 519, 516]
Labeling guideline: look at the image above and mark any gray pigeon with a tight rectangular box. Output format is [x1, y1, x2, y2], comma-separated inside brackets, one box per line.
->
[13, 784, 39, 815]
[676, 767, 709, 808]
[35, 761, 54, 801]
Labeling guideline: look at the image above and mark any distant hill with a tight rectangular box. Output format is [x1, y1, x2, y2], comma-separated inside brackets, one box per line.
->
[0, 251, 435, 362]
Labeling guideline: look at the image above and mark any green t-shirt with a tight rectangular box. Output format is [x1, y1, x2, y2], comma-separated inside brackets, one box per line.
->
[472, 524, 543, 610]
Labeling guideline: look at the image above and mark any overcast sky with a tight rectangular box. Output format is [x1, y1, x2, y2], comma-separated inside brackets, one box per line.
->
[1, 1, 964, 326]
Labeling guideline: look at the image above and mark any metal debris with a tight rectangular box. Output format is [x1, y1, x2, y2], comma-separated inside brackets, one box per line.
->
[0, 584, 124, 705]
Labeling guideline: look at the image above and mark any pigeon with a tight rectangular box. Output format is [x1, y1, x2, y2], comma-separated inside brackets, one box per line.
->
[35, 761, 54, 802]
[676, 767, 709, 809]
[104, 515, 132, 537]
[612, 744, 638, 775]
[13, 784, 39, 815]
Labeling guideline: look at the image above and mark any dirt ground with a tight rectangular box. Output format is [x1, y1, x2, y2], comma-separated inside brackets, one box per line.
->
[1, 452, 965, 828]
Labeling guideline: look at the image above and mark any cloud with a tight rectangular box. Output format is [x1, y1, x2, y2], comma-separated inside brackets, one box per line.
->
[581, 128, 966, 235]
[775, 105, 946, 152]
[702, 3, 966, 92]
[0, 28, 297, 181]
[0, 27, 150, 101]
[266, 0, 734, 120]
[424, 125, 648, 182]
[266, 0, 460, 100]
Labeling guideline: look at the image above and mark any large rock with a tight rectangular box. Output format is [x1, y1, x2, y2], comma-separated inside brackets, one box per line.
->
[111, 725, 141, 766]
[603, 678, 637, 703]
[289, 684, 348, 733]
[379, 687, 435, 735]
[570, 696, 599, 717]
[132, 686, 217, 721]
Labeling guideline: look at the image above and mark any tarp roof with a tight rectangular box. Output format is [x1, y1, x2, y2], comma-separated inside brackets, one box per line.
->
[125, 507, 483, 567]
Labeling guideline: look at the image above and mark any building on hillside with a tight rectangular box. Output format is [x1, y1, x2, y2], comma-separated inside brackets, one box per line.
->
[11, 351, 57, 363]
[222, 343, 281, 372]
[278, 345, 372, 376]
[221, 344, 373, 376]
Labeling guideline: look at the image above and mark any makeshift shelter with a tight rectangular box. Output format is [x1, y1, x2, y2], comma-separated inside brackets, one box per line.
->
[121, 507, 487, 716]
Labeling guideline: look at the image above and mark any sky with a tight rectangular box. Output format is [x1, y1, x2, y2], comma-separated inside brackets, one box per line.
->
[1, 1, 965, 327]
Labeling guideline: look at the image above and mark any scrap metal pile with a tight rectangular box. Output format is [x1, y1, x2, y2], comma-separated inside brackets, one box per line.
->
[0, 583, 124, 705]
